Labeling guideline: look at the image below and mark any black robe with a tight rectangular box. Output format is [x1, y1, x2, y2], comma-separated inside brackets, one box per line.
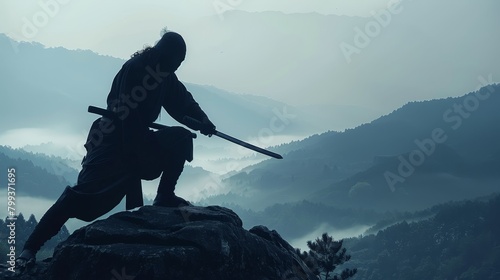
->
[69, 51, 207, 221]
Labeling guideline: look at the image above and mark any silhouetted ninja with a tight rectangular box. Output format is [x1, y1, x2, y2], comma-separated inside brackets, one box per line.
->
[16, 31, 216, 269]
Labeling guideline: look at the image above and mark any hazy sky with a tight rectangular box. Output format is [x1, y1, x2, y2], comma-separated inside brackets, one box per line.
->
[1, 0, 389, 57]
[1, 0, 499, 136]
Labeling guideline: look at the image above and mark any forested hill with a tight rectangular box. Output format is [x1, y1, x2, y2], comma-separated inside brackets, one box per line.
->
[345, 193, 500, 280]
[0, 148, 72, 199]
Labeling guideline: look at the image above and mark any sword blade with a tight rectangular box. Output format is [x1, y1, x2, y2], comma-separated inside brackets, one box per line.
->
[215, 131, 283, 159]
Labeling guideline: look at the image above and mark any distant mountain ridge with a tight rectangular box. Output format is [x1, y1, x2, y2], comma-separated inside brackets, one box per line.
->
[0, 145, 79, 184]
[210, 85, 500, 210]
[0, 33, 315, 148]
[0, 149, 70, 199]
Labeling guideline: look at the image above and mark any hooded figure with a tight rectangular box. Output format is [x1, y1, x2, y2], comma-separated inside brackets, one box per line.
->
[16, 31, 216, 269]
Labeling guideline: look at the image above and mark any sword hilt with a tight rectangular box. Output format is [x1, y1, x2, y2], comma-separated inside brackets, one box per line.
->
[182, 116, 203, 131]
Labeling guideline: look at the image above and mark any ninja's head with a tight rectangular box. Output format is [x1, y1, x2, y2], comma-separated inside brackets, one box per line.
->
[154, 32, 186, 72]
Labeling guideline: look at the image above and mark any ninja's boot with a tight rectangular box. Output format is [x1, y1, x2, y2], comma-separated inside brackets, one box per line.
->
[152, 150, 191, 207]
[153, 192, 191, 207]
[15, 249, 36, 272]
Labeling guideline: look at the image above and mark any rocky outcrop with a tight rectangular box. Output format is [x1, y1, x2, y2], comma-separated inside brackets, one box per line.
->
[5, 205, 317, 280]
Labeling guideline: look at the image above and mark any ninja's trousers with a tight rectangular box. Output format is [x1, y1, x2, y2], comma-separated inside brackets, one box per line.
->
[23, 120, 194, 253]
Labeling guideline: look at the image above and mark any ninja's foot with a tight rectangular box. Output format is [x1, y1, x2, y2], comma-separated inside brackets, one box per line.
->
[16, 250, 36, 272]
[153, 193, 192, 207]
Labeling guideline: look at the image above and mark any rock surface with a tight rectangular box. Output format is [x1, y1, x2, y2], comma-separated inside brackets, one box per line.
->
[3, 205, 317, 280]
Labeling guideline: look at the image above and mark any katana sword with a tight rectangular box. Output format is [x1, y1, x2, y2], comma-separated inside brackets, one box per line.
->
[216, 131, 283, 159]
[88, 106, 283, 159]
[181, 116, 282, 159]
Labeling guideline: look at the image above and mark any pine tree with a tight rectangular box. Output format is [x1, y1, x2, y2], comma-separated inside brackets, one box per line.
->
[298, 233, 357, 280]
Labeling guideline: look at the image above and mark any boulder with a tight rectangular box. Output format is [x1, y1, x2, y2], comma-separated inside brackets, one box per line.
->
[5, 205, 317, 280]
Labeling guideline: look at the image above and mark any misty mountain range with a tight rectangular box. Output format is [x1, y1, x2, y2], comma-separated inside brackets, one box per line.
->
[0, 33, 316, 147]
[210, 85, 500, 211]
[178, 3, 500, 127]
[2, 28, 499, 211]
[4, 0, 499, 135]
[2, 83, 498, 236]
[1, 4, 499, 278]
[1, 18, 499, 251]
